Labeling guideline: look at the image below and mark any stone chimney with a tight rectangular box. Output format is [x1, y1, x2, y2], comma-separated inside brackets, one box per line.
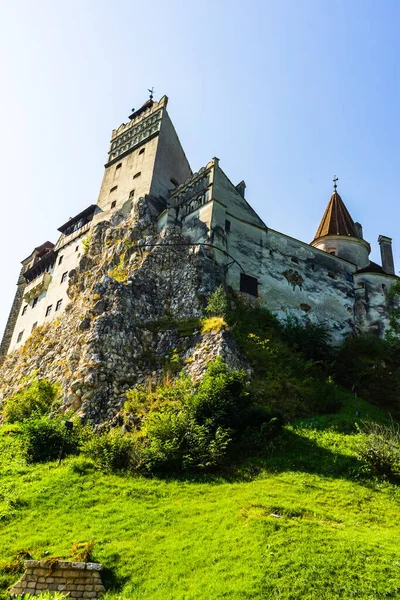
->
[354, 222, 363, 239]
[236, 180, 246, 198]
[378, 235, 395, 275]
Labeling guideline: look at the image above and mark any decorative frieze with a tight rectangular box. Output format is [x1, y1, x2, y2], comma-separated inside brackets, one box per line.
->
[108, 109, 163, 163]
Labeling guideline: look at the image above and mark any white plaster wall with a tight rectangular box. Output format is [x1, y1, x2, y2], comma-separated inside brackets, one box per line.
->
[312, 236, 370, 269]
[9, 234, 87, 353]
[354, 271, 399, 336]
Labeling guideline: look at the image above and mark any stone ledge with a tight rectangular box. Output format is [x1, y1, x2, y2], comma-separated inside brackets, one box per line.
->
[10, 560, 105, 599]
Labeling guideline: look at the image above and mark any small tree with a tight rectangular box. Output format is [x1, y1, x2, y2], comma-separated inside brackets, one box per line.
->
[205, 286, 228, 318]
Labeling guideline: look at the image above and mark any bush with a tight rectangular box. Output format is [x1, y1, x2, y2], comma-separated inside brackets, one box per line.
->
[358, 420, 400, 480]
[281, 316, 332, 362]
[81, 428, 141, 472]
[21, 415, 79, 463]
[205, 286, 228, 317]
[3, 378, 60, 423]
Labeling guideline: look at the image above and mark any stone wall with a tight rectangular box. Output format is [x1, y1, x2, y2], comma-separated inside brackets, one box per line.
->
[10, 560, 105, 598]
[0, 197, 240, 424]
[0, 266, 26, 361]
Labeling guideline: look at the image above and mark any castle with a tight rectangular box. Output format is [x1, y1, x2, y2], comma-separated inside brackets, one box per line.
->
[1, 94, 398, 357]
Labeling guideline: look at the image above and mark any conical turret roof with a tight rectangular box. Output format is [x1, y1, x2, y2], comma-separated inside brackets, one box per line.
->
[314, 190, 359, 240]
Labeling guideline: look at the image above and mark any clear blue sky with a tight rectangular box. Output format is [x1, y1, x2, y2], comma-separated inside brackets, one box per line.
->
[1, 0, 400, 332]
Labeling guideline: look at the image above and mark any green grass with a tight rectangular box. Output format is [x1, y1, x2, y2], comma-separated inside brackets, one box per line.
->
[1, 398, 400, 599]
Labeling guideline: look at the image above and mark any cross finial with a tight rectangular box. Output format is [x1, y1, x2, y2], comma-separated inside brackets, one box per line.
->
[148, 87, 155, 100]
[333, 176, 339, 191]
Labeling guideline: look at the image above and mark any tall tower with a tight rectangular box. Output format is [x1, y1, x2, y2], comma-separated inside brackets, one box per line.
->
[311, 184, 370, 269]
[96, 95, 192, 218]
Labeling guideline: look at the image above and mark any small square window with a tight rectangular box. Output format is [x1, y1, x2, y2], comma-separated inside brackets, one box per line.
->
[225, 219, 231, 232]
[32, 296, 39, 308]
[327, 271, 336, 279]
[240, 273, 259, 297]
[32, 322, 38, 332]
[116, 163, 122, 170]
[110, 185, 118, 193]
[75, 246, 79, 252]
[346, 273, 354, 282]
[129, 190, 135, 198]
[111, 201, 117, 209]
[22, 305, 28, 316]
[61, 271, 68, 283]
[358, 282, 365, 289]
[58, 255, 63, 265]
[291, 257, 299, 264]
[45, 305, 52, 317]
[17, 331, 24, 343]
[55, 299, 63, 311]
[139, 148, 145, 155]
[133, 171, 141, 179]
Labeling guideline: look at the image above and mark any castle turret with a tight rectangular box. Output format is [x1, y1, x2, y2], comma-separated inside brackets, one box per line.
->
[311, 184, 370, 269]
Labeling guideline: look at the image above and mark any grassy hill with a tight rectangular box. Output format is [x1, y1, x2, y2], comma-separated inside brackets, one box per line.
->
[1, 396, 400, 600]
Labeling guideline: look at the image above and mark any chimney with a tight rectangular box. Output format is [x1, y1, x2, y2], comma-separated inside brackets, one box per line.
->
[236, 180, 246, 198]
[354, 222, 363, 239]
[378, 235, 395, 275]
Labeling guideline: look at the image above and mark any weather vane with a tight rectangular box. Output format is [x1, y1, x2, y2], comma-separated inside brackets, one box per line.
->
[333, 176, 339, 191]
[148, 87, 155, 100]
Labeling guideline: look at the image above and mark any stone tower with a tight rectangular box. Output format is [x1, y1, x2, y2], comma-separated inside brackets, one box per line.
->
[95, 95, 192, 220]
[311, 187, 371, 269]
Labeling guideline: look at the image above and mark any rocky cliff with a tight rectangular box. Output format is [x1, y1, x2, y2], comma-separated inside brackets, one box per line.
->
[0, 198, 247, 423]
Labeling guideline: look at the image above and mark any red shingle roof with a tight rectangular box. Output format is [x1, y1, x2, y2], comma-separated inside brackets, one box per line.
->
[314, 191, 359, 240]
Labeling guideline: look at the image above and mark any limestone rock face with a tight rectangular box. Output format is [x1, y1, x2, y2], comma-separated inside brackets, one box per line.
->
[0, 197, 247, 424]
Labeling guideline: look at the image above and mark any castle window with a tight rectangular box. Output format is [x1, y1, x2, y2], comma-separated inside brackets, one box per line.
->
[75, 246, 79, 252]
[382, 283, 386, 290]
[45, 305, 52, 317]
[111, 201, 117, 209]
[55, 299, 63, 311]
[133, 172, 141, 179]
[31, 322, 38, 332]
[358, 282, 365, 289]
[110, 185, 118, 193]
[61, 271, 68, 283]
[291, 257, 299, 264]
[170, 178, 178, 187]
[311, 264, 315, 271]
[327, 271, 336, 279]
[129, 190, 135, 198]
[225, 219, 231, 232]
[32, 296, 39, 308]
[58, 255, 63, 266]
[22, 305, 27, 316]
[139, 148, 145, 155]
[116, 163, 122, 170]
[17, 331, 24, 343]
[240, 273, 259, 297]
[346, 273, 354, 282]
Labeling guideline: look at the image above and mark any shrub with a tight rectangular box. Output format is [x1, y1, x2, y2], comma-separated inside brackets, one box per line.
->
[201, 316, 227, 334]
[205, 286, 228, 317]
[3, 378, 60, 423]
[281, 316, 332, 362]
[21, 415, 79, 463]
[81, 428, 141, 472]
[357, 420, 400, 480]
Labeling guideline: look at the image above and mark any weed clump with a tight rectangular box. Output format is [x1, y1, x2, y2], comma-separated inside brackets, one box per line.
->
[3, 377, 60, 424]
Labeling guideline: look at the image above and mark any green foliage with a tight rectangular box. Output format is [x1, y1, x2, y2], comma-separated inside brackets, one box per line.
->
[20, 416, 79, 463]
[81, 428, 141, 472]
[333, 334, 400, 413]
[81, 232, 92, 254]
[228, 298, 341, 420]
[205, 285, 228, 317]
[3, 378, 60, 424]
[357, 419, 400, 480]
[281, 315, 333, 362]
